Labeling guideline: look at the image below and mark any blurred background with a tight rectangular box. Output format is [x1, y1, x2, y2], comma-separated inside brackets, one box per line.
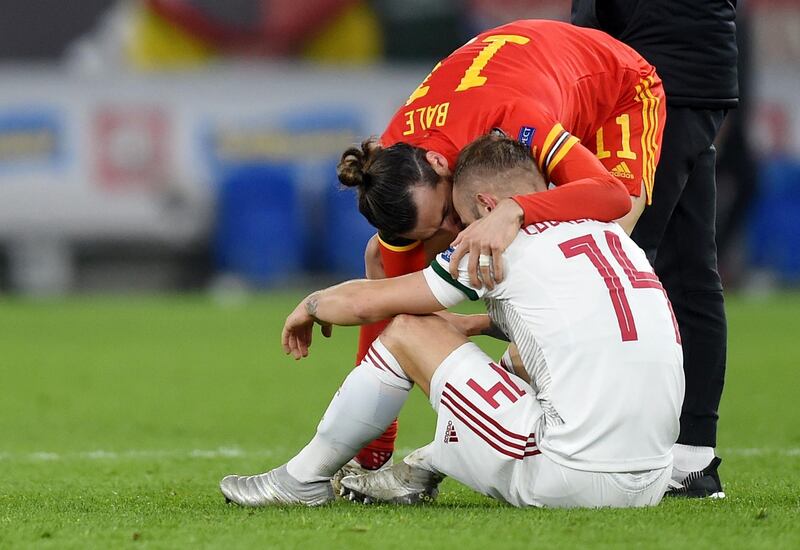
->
[0, 0, 797, 296]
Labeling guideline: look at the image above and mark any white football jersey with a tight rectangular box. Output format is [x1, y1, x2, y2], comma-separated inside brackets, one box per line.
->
[423, 220, 684, 472]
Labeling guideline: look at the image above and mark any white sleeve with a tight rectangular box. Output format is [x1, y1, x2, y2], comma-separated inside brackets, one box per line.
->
[422, 247, 489, 308]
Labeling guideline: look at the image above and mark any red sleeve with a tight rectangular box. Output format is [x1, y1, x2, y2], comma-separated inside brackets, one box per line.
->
[514, 140, 632, 225]
[511, 173, 631, 226]
[494, 101, 631, 225]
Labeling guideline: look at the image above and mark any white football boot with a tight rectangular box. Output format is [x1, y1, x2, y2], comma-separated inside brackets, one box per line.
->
[331, 456, 393, 496]
[220, 464, 334, 507]
[340, 446, 444, 504]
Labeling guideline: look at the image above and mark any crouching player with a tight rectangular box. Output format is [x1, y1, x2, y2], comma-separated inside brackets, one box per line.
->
[220, 135, 683, 508]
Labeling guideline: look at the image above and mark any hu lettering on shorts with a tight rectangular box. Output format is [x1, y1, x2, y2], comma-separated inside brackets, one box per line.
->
[444, 420, 459, 443]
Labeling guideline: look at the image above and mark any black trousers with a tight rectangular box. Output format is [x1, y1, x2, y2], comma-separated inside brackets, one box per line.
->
[631, 106, 728, 448]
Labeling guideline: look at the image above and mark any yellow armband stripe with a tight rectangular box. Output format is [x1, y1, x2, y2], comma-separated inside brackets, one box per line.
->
[538, 123, 566, 172]
[546, 135, 580, 177]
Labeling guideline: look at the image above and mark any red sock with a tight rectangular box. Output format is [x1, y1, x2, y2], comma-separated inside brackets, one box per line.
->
[356, 319, 390, 364]
[355, 419, 398, 470]
[355, 238, 428, 469]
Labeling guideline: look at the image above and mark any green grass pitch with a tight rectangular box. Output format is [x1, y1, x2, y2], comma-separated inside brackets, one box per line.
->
[1, 292, 798, 548]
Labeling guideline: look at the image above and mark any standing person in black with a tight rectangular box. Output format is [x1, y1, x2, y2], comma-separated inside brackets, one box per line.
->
[571, 0, 737, 497]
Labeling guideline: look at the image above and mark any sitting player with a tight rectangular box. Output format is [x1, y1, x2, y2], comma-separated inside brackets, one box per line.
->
[343, 18, 666, 474]
[220, 135, 683, 508]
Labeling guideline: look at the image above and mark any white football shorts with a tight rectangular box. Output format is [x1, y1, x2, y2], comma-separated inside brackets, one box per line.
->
[428, 342, 670, 508]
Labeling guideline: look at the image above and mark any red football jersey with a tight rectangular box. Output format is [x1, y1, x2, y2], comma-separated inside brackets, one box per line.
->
[381, 19, 665, 224]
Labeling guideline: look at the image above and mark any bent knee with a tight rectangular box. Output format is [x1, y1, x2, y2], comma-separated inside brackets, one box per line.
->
[382, 314, 426, 347]
[382, 314, 462, 350]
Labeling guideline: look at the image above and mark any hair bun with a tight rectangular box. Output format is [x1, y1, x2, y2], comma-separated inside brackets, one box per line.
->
[337, 137, 380, 188]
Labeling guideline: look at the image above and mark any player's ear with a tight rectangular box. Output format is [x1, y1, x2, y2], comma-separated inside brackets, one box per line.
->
[475, 192, 498, 215]
[425, 150, 451, 178]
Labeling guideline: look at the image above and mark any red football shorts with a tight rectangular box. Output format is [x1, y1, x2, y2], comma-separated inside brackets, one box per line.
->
[586, 74, 666, 204]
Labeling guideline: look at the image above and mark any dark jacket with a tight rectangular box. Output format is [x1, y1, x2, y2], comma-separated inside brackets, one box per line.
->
[571, 0, 738, 108]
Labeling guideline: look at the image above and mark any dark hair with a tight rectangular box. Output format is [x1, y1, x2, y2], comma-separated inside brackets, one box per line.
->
[337, 137, 439, 238]
[453, 133, 538, 188]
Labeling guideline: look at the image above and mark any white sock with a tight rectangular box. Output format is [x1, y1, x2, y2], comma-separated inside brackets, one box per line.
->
[286, 339, 412, 483]
[671, 443, 715, 482]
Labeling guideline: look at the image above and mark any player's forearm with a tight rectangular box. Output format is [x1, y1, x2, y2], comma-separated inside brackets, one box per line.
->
[305, 273, 444, 327]
[304, 281, 385, 326]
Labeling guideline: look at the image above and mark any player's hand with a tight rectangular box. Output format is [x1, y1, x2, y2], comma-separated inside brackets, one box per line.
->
[434, 311, 490, 337]
[449, 199, 524, 289]
[281, 300, 333, 360]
